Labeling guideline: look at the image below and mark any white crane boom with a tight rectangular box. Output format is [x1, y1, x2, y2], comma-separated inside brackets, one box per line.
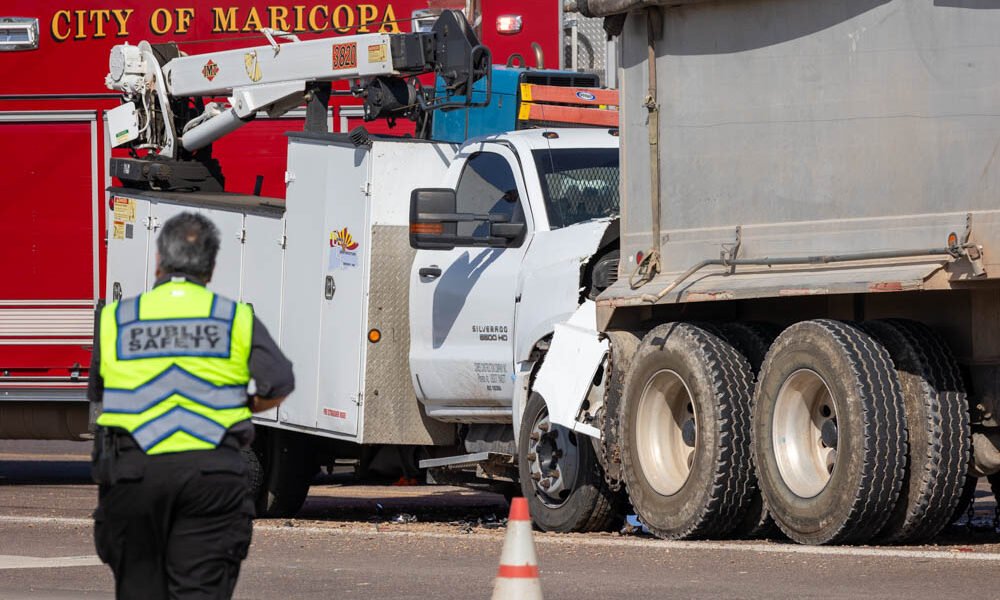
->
[103, 9, 489, 190]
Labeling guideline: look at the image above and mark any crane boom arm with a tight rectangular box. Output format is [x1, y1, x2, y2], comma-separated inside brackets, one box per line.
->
[104, 9, 488, 185]
[164, 33, 396, 98]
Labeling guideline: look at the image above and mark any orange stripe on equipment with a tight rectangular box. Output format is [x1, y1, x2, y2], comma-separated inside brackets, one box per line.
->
[519, 84, 619, 106]
[518, 104, 619, 127]
[497, 564, 540, 579]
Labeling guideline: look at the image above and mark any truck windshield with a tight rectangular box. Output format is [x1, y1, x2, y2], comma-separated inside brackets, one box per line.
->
[532, 148, 620, 229]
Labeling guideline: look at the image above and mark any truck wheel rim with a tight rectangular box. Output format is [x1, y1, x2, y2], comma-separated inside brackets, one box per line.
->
[772, 369, 839, 498]
[528, 409, 581, 508]
[636, 369, 696, 496]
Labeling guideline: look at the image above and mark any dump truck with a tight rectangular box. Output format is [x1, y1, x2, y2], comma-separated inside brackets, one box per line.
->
[536, 0, 1000, 545]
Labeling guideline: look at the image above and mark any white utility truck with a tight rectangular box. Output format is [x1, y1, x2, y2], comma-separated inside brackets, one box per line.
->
[538, 0, 1000, 545]
[101, 10, 625, 529]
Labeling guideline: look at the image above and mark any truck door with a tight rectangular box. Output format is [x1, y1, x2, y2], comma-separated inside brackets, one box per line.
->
[409, 146, 532, 411]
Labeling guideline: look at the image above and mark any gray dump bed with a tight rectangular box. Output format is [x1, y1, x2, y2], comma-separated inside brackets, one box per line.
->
[603, 0, 1000, 310]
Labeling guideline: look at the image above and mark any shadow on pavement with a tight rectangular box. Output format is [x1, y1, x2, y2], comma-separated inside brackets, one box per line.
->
[0, 459, 93, 486]
[291, 472, 510, 527]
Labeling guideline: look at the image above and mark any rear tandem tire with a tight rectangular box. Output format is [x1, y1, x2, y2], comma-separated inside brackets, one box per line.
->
[518, 392, 621, 533]
[716, 322, 783, 539]
[752, 320, 907, 545]
[951, 475, 979, 524]
[862, 319, 971, 544]
[619, 323, 755, 540]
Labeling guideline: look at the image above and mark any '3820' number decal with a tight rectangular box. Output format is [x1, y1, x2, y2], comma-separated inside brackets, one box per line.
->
[331, 43, 357, 70]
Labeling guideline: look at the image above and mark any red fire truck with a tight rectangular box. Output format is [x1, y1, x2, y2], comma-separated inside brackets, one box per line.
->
[0, 1, 608, 440]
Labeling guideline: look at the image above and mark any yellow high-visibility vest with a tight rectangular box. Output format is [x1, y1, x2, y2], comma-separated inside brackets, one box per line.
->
[96, 280, 253, 455]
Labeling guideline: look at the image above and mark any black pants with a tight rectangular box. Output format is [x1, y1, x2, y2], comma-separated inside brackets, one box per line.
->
[93, 437, 254, 600]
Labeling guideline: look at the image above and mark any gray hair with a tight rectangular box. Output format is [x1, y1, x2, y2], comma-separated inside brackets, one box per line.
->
[156, 212, 220, 281]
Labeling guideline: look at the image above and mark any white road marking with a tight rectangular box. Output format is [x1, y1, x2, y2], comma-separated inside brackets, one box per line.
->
[2, 514, 998, 562]
[0, 555, 103, 570]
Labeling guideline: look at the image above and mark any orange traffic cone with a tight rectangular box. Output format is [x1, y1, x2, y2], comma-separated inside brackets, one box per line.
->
[491, 497, 543, 600]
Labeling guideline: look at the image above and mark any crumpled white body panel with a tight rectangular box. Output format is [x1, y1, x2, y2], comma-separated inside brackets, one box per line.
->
[531, 300, 607, 439]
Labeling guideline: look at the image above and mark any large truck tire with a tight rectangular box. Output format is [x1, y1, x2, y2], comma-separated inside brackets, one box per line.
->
[951, 476, 979, 524]
[862, 319, 971, 543]
[753, 320, 906, 545]
[241, 447, 264, 505]
[600, 330, 644, 487]
[619, 323, 755, 539]
[518, 392, 621, 532]
[989, 473, 1000, 521]
[716, 322, 783, 539]
[252, 428, 318, 518]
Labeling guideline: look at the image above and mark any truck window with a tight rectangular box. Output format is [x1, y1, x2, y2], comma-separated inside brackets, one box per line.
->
[455, 152, 525, 238]
[532, 148, 619, 229]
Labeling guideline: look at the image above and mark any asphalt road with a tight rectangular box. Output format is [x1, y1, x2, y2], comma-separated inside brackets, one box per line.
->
[2, 441, 1000, 600]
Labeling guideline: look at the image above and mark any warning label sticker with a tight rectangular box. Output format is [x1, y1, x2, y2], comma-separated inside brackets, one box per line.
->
[112, 220, 126, 240]
[112, 197, 136, 223]
[323, 407, 348, 419]
[367, 43, 387, 63]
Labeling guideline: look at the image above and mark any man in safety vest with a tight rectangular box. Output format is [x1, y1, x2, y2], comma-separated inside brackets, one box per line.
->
[88, 212, 294, 599]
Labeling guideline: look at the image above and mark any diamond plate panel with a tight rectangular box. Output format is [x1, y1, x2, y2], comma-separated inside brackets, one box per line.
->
[566, 15, 607, 73]
[362, 225, 456, 445]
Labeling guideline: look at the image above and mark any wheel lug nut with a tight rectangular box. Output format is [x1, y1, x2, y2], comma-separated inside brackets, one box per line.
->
[820, 420, 838, 449]
[538, 422, 550, 432]
[526, 452, 537, 461]
[529, 432, 540, 441]
[540, 478, 551, 489]
[531, 473, 541, 481]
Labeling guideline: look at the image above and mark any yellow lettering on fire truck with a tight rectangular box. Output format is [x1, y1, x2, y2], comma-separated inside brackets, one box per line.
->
[50, 8, 133, 42]
[50, 4, 400, 41]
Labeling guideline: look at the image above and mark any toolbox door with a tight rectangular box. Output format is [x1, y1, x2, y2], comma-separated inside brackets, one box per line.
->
[279, 140, 365, 438]
[313, 146, 370, 436]
[145, 202, 245, 299]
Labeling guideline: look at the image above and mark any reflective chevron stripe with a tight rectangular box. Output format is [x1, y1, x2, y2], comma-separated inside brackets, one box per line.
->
[211, 297, 235, 320]
[116, 294, 234, 324]
[103, 365, 247, 413]
[130, 406, 229, 451]
[116, 297, 139, 325]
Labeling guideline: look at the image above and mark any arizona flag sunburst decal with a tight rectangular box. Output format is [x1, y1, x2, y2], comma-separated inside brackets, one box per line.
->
[330, 228, 359, 251]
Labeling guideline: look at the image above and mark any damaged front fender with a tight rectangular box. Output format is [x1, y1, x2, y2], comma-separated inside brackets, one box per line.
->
[531, 300, 608, 440]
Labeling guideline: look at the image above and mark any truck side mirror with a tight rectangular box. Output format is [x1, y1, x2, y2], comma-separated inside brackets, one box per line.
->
[409, 188, 524, 250]
[410, 188, 460, 250]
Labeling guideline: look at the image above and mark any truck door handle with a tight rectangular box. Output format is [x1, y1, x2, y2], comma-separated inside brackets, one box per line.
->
[419, 266, 442, 279]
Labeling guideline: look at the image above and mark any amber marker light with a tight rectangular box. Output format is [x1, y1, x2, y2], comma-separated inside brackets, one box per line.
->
[368, 329, 382, 343]
[948, 232, 958, 247]
[410, 223, 443, 234]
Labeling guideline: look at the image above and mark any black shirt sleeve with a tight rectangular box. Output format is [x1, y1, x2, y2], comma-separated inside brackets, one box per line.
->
[87, 307, 104, 404]
[249, 316, 295, 399]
